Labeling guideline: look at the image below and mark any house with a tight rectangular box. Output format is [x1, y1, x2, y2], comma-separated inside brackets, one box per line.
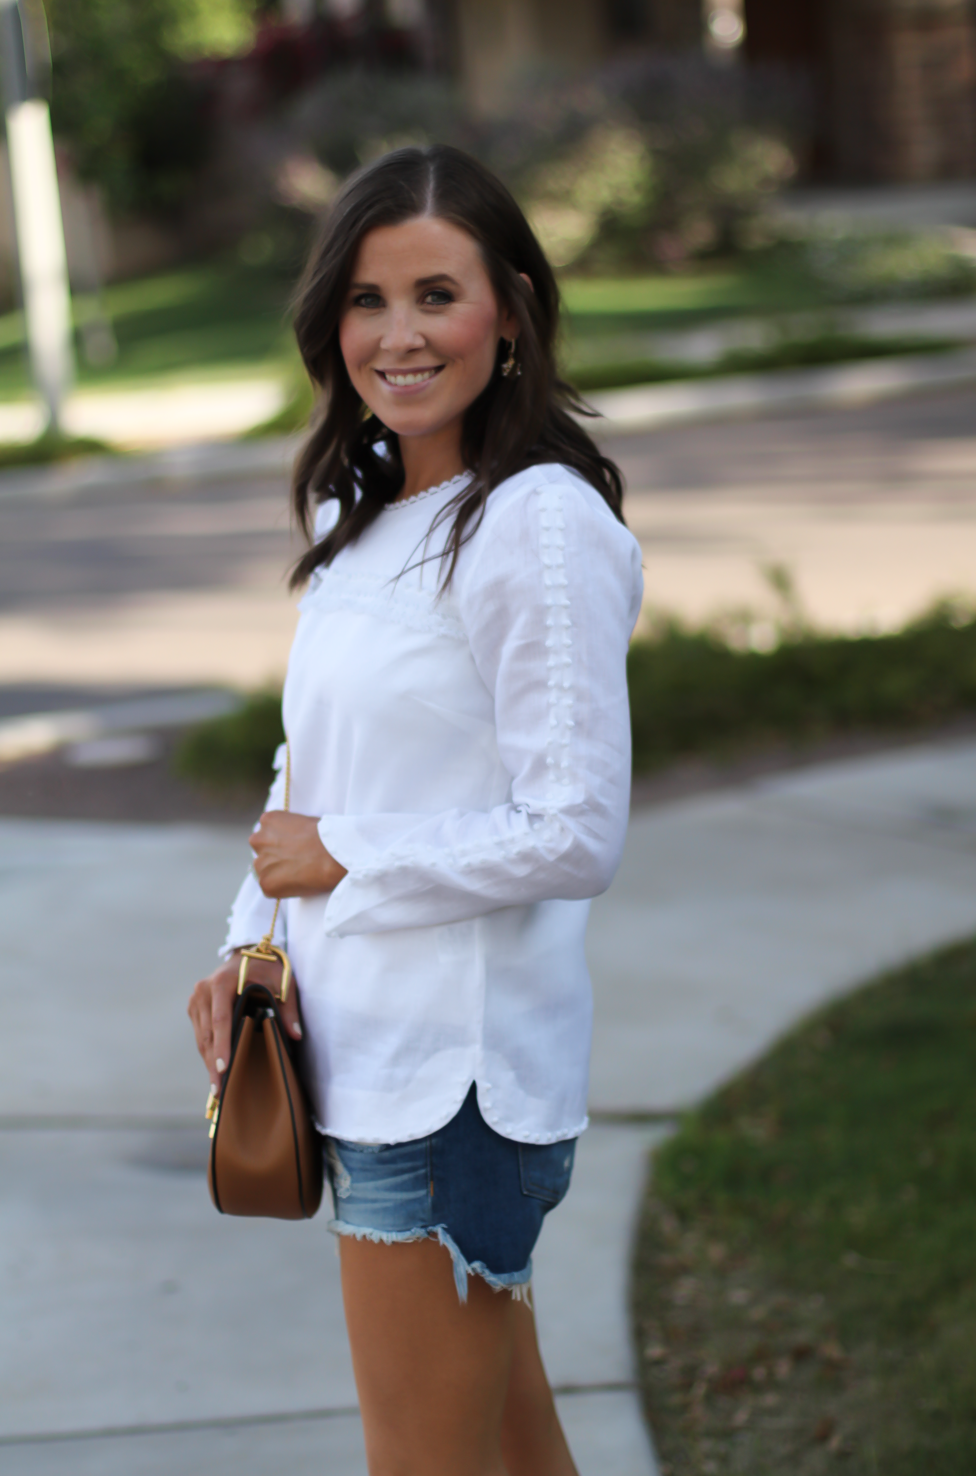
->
[445, 0, 976, 181]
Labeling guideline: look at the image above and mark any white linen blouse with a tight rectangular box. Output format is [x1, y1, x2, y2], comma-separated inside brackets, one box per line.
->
[223, 461, 643, 1145]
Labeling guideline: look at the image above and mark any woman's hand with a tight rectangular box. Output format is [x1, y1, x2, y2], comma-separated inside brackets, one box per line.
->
[250, 810, 347, 899]
[187, 950, 303, 1092]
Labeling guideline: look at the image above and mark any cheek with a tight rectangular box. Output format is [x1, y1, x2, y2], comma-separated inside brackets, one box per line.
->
[338, 318, 368, 380]
[442, 305, 500, 369]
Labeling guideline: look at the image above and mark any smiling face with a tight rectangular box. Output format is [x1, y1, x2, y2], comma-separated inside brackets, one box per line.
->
[338, 215, 518, 451]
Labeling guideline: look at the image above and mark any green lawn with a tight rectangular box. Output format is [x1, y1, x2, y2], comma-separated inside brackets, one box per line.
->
[560, 257, 827, 337]
[0, 257, 298, 400]
[567, 332, 957, 393]
[0, 253, 841, 404]
[633, 936, 976, 1474]
[0, 249, 964, 435]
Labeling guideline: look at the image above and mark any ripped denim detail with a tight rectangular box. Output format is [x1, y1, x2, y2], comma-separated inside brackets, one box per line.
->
[328, 1217, 533, 1305]
[324, 1140, 352, 1200]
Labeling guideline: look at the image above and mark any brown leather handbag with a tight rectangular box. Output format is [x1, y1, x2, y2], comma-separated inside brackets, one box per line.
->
[204, 741, 323, 1220]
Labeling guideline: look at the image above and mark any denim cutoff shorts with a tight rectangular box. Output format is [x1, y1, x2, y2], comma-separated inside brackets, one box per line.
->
[324, 1085, 576, 1302]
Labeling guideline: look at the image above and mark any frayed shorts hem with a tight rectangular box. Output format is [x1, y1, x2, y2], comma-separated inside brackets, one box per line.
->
[327, 1217, 533, 1305]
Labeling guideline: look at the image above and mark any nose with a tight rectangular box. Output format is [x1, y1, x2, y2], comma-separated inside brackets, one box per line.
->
[379, 306, 425, 357]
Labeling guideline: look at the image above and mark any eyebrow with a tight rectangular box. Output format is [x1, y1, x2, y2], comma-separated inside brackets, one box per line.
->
[348, 273, 462, 291]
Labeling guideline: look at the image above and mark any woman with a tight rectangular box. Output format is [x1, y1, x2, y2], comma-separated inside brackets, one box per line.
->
[189, 144, 642, 1476]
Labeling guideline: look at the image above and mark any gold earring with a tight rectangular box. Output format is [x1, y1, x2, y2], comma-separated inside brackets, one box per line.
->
[500, 339, 521, 378]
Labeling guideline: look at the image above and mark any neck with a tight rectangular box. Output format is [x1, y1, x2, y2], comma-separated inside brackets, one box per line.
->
[396, 422, 466, 501]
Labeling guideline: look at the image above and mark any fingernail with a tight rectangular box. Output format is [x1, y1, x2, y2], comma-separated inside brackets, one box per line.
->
[293, 1022, 303, 1038]
[210, 1082, 218, 1094]
[216, 1057, 226, 1073]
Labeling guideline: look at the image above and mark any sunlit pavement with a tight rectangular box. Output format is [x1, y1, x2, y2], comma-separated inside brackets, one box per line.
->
[2, 389, 976, 694]
[0, 378, 287, 451]
[0, 817, 660, 1475]
[3, 735, 976, 1474]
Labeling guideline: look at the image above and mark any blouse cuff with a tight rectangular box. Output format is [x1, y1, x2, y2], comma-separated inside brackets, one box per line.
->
[316, 808, 576, 936]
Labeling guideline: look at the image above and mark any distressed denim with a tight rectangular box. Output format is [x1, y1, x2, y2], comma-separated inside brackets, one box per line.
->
[324, 1085, 576, 1302]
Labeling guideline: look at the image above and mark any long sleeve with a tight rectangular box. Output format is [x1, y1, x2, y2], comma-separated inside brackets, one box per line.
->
[219, 742, 289, 958]
[316, 473, 643, 936]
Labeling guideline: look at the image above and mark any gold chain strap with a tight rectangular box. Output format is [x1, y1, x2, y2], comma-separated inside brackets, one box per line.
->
[236, 737, 293, 1003]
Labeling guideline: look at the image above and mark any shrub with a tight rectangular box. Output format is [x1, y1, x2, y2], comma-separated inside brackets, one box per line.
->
[288, 66, 465, 180]
[628, 604, 976, 771]
[509, 54, 808, 271]
[173, 690, 284, 790]
[173, 604, 976, 792]
[799, 226, 976, 303]
[284, 54, 808, 275]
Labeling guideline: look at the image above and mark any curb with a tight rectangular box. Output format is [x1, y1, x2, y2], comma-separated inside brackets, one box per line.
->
[585, 346, 976, 434]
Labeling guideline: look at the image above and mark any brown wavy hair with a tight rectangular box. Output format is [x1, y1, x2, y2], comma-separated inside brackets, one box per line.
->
[289, 143, 624, 588]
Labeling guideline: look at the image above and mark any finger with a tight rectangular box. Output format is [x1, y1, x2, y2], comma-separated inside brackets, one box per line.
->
[254, 861, 283, 900]
[254, 866, 274, 898]
[188, 983, 216, 1079]
[210, 980, 236, 1081]
[277, 985, 303, 1041]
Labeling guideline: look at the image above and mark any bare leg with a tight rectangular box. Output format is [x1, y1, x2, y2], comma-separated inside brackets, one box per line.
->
[340, 1235, 515, 1476]
[500, 1298, 579, 1476]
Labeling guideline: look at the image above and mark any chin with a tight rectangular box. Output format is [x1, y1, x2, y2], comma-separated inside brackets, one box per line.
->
[377, 407, 452, 438]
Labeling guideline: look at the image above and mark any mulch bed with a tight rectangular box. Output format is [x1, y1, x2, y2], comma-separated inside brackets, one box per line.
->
[0, 729, 264, 825]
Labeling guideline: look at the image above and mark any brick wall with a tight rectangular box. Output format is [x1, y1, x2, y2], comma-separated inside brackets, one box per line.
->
[829, 0, 976, 180]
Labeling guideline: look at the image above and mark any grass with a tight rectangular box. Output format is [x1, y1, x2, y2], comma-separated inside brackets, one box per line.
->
[0, 430, 115, 468]
[560, 256, 829, 335]
[0, 256, 813, 403]
[568, 332, 958, 393]
[632, 935, 976, 1474]
[0, 249, 965, 424]
[0, 257, 298, 401]
[172, 605, 976, 792]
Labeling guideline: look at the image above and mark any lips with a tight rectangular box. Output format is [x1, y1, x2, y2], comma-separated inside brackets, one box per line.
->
[376, 367, 443, 387]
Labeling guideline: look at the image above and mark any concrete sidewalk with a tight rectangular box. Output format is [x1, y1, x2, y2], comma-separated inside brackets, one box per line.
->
[3, 735, 976, 1473]
[0, 378, 287, 451]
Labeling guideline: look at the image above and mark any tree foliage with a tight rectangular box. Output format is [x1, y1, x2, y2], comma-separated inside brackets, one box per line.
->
[45, 0, 251, 214]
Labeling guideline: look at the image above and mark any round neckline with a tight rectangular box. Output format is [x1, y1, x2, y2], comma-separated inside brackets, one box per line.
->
[386, 472, 472, 510]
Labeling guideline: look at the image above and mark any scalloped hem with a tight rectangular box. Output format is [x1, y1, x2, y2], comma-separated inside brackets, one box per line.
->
[328, 1218, 533, 1305]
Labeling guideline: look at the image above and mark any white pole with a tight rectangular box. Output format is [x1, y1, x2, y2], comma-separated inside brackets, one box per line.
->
[0, 1, 73, 435]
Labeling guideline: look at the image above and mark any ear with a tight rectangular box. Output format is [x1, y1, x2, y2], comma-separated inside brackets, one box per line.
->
[499, 274, 533, 341]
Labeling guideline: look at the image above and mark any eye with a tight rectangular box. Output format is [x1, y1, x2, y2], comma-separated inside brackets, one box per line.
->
[352, 292, 383, 309]
[423, 288, 454, 306]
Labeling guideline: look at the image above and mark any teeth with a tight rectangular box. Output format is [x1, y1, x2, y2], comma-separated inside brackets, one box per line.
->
[382, 370, 438, 386]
